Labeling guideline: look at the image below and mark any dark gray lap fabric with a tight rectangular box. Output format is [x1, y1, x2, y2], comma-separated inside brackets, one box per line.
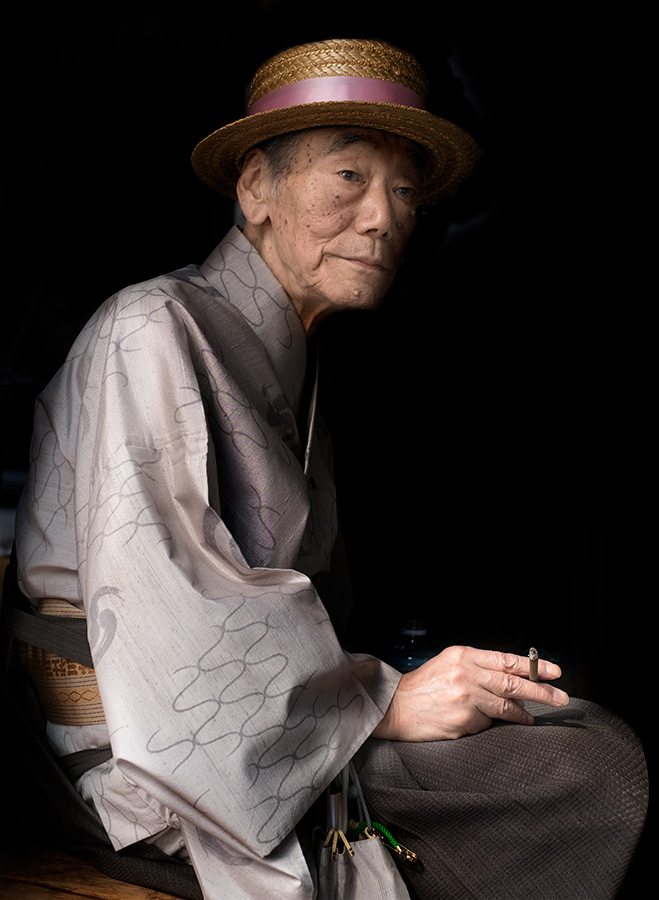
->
[357, 700, 648, 900]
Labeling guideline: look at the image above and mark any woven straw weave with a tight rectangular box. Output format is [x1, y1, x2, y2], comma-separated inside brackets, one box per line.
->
[249, 39, 428, 106]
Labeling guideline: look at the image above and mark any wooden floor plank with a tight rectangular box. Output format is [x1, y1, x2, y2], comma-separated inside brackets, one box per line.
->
[1, 845, 184, 900]
[0, 879, 91, 900]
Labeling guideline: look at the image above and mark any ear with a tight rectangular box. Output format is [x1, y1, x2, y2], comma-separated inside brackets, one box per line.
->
[236, 149, 271, 225]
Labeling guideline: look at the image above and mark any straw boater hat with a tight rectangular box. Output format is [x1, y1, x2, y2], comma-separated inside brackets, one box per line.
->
[191, 38, 481, 204]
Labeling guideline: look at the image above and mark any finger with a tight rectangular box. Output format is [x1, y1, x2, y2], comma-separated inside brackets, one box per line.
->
[484, 669, 569, 708]
[473, 648, 563, 682]
[475, 695, 535, 727]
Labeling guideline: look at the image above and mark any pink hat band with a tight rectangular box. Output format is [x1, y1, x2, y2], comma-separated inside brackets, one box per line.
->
[247, 75, 426, 116]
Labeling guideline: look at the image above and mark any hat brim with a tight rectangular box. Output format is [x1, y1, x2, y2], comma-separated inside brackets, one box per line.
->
[191, 101, 481, 204]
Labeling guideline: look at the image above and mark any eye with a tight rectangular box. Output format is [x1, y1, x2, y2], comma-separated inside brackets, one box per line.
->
[395, 185, 417, 200]
[339, 170, 361, 182]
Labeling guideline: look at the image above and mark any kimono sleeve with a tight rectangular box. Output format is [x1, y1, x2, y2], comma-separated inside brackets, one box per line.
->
[71, 288, 400, 860]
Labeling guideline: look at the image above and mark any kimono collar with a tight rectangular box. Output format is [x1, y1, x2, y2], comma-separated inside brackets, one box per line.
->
[199, 226, 308, 418]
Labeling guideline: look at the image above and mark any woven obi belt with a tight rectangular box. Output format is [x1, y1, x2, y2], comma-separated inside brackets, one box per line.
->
[23, 598, 106, 727]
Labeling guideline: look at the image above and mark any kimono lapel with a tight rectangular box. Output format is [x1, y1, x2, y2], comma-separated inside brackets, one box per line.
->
[199, 227, 307, 423]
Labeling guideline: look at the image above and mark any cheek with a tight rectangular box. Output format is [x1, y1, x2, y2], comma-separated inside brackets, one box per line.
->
[399, 206, 417, 232]
[293, 212, 352, 269]
[304, 194, 351, 236]
[298, 178, 355, 233]
[394, 209, 417, 247]
[271, 220, 330, 279]
[275, 191, 347, 244]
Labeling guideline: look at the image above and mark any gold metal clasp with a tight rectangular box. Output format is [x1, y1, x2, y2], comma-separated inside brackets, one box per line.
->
[393, 842, 419, 864]
[323, 827, 354, 860]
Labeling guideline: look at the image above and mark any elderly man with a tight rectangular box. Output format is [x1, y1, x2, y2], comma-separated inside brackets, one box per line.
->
[7, 38, 647, 900]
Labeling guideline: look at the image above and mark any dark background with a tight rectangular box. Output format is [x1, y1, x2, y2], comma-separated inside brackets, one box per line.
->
[2, 4, 651, 892]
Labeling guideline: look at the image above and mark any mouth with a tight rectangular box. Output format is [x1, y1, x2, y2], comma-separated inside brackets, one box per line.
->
[344, 256, 388, 271]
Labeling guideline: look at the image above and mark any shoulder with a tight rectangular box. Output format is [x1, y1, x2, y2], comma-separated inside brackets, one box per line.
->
[106, 264, 214, 321]
[81, 264, 227, 350]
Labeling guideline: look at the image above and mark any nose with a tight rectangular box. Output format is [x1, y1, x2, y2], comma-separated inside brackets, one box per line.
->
[354, 184, 395, 237]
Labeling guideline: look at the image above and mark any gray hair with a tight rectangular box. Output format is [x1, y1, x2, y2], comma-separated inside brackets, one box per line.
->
[255, 130, 308, 190]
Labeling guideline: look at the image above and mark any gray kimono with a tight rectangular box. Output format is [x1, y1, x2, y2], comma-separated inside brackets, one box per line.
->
[15, 227, 401, 898]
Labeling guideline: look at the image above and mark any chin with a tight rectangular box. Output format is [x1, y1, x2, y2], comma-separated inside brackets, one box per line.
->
[340, 282, 391, 310]
[334, 296, 383, 315]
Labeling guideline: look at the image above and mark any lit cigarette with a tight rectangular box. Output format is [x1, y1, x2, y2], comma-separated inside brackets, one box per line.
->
[529, 647, 538, 682]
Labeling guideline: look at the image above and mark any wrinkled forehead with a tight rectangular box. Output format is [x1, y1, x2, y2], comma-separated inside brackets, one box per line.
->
[327, 127, 427, 170]
[304, 125, 424, 160]
[261, 125, 429, 177]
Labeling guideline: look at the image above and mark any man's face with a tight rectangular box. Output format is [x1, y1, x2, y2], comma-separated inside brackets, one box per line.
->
[242, 128, 422, 334]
